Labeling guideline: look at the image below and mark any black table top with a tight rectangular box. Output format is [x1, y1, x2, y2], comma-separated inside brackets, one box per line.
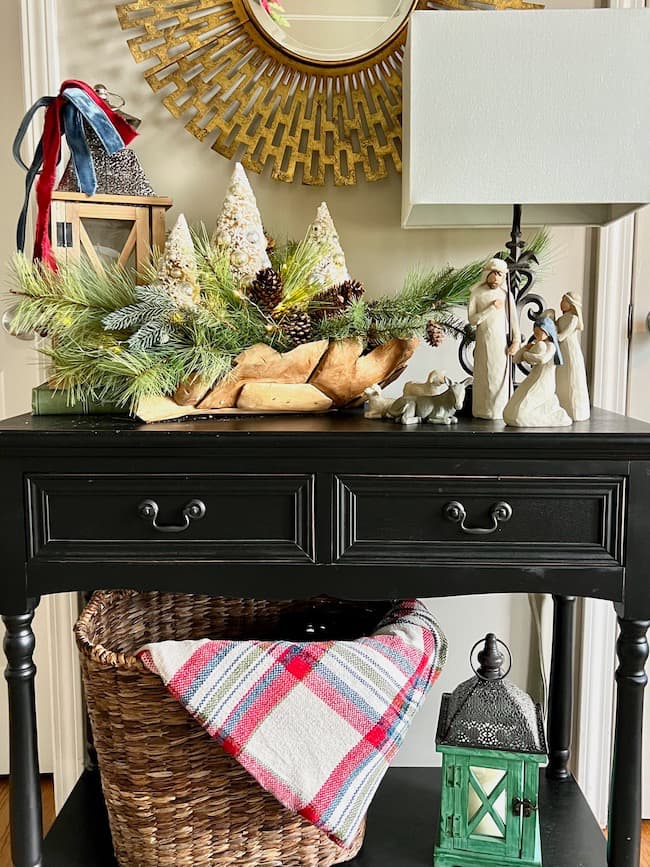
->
[1, 407, 649, 460]
[1, 406, 649, 436]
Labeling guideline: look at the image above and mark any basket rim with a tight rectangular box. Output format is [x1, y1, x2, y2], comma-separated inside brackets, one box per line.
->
[74, 590, 147, 672]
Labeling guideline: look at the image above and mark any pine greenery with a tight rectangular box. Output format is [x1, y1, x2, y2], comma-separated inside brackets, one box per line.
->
[8, 223, 548, 411]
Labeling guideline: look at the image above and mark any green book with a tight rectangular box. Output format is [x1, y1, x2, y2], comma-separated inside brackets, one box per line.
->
[32, 383, 125, 416]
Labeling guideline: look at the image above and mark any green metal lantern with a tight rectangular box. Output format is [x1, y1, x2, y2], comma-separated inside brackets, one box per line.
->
[435, 634, 547, 867]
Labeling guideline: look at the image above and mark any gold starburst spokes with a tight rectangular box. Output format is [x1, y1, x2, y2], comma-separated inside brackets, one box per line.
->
[117, 0, 540, 186]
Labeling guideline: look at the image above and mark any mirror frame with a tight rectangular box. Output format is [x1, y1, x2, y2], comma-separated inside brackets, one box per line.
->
[117, 0, 539, 186]
[241, 0, 419, 70]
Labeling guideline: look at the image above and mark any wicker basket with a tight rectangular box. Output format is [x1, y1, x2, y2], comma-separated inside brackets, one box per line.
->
[74, 591, 383, 867]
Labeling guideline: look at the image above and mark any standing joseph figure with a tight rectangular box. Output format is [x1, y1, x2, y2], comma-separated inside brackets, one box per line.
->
[468, 259, 521, 419]
[555, 291, 590, 421]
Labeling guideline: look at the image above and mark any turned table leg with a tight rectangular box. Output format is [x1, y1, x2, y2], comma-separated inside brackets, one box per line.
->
[608, 617, 649, 867]
[546, 594, 576, 781]
[2, 605, 43, 867]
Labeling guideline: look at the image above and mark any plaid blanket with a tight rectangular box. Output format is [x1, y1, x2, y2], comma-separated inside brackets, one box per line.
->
[138, 599, 446, 848]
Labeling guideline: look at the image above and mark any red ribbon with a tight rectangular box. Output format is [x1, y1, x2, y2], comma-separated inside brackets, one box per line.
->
[33, 80, 138, 270]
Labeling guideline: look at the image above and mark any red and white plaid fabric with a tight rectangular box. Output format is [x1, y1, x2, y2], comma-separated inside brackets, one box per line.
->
[138, 599, 446, 848]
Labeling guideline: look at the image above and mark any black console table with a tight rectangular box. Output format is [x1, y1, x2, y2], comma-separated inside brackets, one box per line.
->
[1, 409, 648, 867]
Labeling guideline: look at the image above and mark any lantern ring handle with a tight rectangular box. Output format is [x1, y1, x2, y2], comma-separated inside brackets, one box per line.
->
[469, 637, 512, 681]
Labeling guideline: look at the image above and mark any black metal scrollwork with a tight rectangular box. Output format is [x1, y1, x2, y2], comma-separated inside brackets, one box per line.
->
[458, 204, 547, 387]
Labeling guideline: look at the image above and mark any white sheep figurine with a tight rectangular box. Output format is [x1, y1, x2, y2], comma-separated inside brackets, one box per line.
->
[387, 376, 473, 425]
[363, 384, 395, 419]
[402, 370, 447, 398]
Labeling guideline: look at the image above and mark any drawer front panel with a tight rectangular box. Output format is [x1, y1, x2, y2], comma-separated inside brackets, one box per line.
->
[335, 475, 626, 566]
[28, 474, 315, 563]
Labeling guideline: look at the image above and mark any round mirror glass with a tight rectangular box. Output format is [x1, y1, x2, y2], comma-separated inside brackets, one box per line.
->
[245, 0, 417, 63]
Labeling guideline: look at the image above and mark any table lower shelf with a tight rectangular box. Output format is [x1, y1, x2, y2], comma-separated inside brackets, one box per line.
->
[42, 766, 606, 866]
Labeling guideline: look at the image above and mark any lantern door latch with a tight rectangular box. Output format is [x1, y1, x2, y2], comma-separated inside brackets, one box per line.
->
[56, 222, 73, 248]
[445, 815, 461, 837]
[512, 797, 537, 818]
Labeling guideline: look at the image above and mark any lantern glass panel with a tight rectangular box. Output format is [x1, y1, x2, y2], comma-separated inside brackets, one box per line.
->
[81, 218, 137, 269]
[467, 766, 507, 839]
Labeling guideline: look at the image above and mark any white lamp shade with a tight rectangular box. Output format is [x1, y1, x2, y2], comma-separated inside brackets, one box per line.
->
[402, 9, 650, 228]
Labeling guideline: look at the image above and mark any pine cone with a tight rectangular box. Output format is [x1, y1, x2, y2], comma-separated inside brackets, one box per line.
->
[366, 324, 382, 349]
[249, 267, 283, 314]
[311, 279, 364, 322]
[281, 309, 313, 347]
[337, 279, 364, 306]
[425, 320, 445, 348]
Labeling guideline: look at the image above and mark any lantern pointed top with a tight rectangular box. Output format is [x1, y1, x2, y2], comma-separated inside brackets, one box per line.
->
[476, 633, 506, 681]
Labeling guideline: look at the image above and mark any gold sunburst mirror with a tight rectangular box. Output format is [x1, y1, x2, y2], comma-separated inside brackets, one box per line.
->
[117, 0, 539, 186]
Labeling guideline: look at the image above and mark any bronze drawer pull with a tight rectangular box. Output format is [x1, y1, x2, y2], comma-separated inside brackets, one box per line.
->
[443, 501, 513, 535]
[138, 499, 207, 533]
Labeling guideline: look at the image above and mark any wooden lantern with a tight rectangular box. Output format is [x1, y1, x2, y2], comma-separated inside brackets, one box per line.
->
[50, 191, 172, 275]
[435, 634, 547, 867]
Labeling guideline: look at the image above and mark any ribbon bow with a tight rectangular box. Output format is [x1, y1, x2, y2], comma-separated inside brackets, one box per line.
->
[13, 79, 138, 271]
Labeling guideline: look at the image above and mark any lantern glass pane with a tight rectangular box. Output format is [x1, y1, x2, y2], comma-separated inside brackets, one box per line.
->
[468, 766, 506, 839]
[81, 218, 136, 269]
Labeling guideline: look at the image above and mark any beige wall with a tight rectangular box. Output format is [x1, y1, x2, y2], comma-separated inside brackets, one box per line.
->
[55, 1, 596, 765]
[0, 1, 55, 777]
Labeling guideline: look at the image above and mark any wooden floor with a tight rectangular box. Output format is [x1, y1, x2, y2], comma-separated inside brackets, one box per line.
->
[0, 776, 55, 867]
[0, 775, 649, 866]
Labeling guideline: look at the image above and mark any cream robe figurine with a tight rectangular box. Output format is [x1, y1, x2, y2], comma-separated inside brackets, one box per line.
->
[503, 315, 572, 428]
[555, 291, 590, 421]
[468, 258, 520, 419]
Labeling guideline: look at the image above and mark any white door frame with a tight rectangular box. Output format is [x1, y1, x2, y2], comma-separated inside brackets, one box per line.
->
[574, 214, 635, 827]
[573, 0, 646, 829]
[19, 0, 86, 811]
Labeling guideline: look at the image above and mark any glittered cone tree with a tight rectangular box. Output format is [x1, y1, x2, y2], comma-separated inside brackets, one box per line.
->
[102, 213, 201, 352]
[306, 202, 351, 290]
[157, 213, 200, 307]
[212, 162, 271, 287]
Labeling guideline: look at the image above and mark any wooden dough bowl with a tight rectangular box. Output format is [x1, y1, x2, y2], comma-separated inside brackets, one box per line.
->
[137, 337, 417, 423]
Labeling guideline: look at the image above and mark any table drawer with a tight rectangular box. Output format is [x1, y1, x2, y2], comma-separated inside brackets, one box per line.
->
[334, 475, 626, 566]
[28, 474, 315, 563]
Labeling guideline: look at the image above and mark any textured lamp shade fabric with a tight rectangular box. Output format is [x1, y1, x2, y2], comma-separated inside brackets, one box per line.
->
[402, 9, 650, 228]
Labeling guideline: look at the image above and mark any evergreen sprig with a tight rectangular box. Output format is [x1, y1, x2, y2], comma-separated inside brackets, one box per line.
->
[273, 235, 328, 311]
[9, 255, 137, 341]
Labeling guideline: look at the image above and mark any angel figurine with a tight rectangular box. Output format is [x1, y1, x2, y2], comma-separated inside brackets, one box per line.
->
[555, 291, 590, 421]
[468, 258, 520, 420]
[503, 315, 572, 428]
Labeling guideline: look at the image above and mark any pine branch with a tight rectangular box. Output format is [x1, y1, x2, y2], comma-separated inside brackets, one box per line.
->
[9, 254, 138, 341]
[274, 235, 328, 311]
[126, 319, 171, 350]
[370, 262, 483, 324]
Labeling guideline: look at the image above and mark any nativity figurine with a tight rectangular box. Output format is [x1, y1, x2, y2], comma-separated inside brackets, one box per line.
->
[468, 258, 520, 420]
[503, 315, 572, 428]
